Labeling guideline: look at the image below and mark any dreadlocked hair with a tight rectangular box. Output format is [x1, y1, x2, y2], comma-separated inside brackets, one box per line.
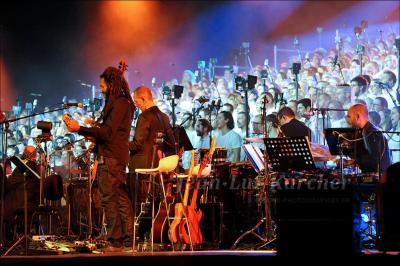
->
[100, 66, 136, 119]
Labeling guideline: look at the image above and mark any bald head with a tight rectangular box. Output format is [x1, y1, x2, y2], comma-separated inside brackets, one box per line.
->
[349, 104, 368, 118]
[347, 103, 369, 128]
[134, 86, 153, 100]
[133, 85, 155, 111]
[23, 145, 37, 161]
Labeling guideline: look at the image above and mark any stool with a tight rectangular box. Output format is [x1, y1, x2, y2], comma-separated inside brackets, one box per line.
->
[134, 155, 179, 251]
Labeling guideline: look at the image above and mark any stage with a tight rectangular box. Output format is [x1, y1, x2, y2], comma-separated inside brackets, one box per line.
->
[1, 250, 400, 266]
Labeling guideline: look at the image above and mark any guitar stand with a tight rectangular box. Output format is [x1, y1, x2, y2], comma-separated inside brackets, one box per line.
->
[133, 146, 179, 252]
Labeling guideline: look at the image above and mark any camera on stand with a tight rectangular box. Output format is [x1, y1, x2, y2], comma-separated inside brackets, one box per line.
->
[292, 62, 301, 75]
[36, 121, 53, 142]
[235, 75, 257, 91]
[260, 69, 268, 80]
[162, 84, 184, 100]
[356, 44, 365, 55]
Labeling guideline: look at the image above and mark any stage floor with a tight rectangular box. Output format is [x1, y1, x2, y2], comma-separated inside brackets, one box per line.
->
[1, 250, 400, 266]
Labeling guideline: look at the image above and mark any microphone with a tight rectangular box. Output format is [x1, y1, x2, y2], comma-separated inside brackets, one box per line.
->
[30, 93, 42, 97]
[64, 102, 83, 108]
[262, 95, 269, 104]
[376, 81, 390, 89]
[192, 107, 197, 126]
[332, 55, 338, 66]
[195, 96, 209, 104]
[215, 98, 222, 110]
[209, 100, 216, 110]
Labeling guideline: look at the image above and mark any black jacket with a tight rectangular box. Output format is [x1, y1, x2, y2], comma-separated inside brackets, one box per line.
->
[354, 121, 391, 173]
[129, 106, 175, 172]
[78, 97, 133, 165]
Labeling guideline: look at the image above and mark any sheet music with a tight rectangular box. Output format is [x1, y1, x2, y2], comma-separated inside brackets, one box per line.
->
[242, 144, 265, 173]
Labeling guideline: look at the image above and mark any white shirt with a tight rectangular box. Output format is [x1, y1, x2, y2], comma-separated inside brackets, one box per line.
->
[216, 129, 242, 162]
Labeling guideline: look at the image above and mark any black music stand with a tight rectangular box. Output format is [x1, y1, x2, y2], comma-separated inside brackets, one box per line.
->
[264, 137, 316, 172]
[3, 156, 39, 256]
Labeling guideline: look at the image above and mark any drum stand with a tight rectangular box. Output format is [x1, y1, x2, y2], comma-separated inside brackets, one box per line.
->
[230, 168, 275, 250]
[232, 95, 275, 250]
[231, 156, 275, 249]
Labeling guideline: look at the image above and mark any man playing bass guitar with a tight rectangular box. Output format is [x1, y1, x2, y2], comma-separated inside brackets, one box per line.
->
[64, 66, 135, 252]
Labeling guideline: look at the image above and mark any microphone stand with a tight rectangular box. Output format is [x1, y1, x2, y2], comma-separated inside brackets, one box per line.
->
[244, 88, 250, 139]
[314, 87, 321, 144]
[335, 59, 347, 85]
[356, 44, 364, 76]
[179, 104, 205, 129]
[380, 83, 398, 107]
[312, 107, 348, 141]
[165, 92, 179, 155]
[208, 99, 222, 145]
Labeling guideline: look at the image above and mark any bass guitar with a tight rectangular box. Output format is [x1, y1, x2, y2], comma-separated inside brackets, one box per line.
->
[179, 137, 216, 245]
[168, 150, 195, 243]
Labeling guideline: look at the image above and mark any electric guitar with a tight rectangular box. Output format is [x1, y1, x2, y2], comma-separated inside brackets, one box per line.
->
[179, 137, 216, 245]
[168, 150, 195, 243]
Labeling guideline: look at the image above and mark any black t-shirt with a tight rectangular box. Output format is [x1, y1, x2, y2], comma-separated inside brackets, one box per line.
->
[281, 118, 312, 140]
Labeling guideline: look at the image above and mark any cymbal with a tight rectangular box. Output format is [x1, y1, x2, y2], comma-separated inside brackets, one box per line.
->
[245, 137, 264, 144]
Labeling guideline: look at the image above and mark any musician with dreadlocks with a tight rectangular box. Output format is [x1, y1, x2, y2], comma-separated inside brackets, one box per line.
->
[66, 66, 136, 251]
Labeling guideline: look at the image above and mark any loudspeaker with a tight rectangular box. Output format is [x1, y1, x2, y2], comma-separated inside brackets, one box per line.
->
[274, 182, 357, 256]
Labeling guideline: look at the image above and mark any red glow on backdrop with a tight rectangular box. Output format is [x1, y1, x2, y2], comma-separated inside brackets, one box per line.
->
[267, 1, 359, 39]
[82, 1, 202, 85]
[0, 58, 15, 112]
[381, 4, 400, 24]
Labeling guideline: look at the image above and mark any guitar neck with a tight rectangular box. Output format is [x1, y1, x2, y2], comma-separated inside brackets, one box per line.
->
[190, 177, 200, 209]
[182, 174, 191, 206]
